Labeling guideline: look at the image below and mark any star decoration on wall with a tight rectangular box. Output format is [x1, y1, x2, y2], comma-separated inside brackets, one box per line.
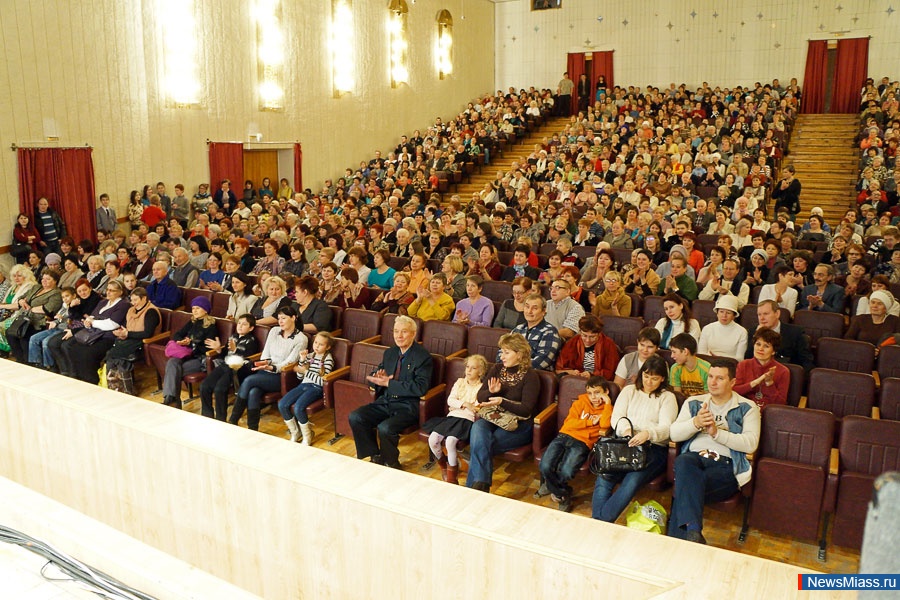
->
[741, 21, 746, 26]
[569, 23, 575, 30]
[534, 25, 540, 31]
[731, 34, 736, 41]
[511, 36, 516, 42]
[667, 21, 673, 29]
[819, 23, 826, 30]
[675, 38, 681, 43]
[622, 18, 629, 26]
[836, 4, 843, 12]
[888, 6, 896, 15]
[584, 38, 591, 45]
[712, 11, 719, 18]
[597, 16, 604, 23]
[690, 10, 697, 18]
[851, 16, 859, 23]
[718, 28, 722, 33]
[774, 42, 781, 48]
[757, 12, 764, 19]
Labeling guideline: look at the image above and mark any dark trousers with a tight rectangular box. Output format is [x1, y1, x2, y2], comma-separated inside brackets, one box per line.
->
[538, 433, 590, 499]
[63, 337, 116, 384]
[558, 94, 572, 116]
[348, 401, 418, 466]
[48, 331, 72, 375]
[200, 364, 237, 421]
[6, 329, 34, 364]
[667, 452, 739, 539]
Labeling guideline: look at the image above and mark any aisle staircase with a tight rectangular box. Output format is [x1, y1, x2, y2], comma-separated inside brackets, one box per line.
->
[782, 114, 860, 225]
[453, 117, 571, 200]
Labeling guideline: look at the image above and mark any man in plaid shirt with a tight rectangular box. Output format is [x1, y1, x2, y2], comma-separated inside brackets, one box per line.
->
[504, 293, 562, 371]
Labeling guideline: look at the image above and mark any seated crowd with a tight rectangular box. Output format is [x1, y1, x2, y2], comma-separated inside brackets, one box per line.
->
[4, 76, 898, 547]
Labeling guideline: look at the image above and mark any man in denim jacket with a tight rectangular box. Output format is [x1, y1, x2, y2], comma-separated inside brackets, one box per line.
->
[667, 357, 760, 544]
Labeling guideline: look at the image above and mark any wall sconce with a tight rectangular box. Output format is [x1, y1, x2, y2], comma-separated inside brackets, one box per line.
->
[436, 9, 453, 80]
[332, 0, 355, 97]
[254, 0, 285, 111]
[388, 0, 409, 88]
[158, 0, 202, 106]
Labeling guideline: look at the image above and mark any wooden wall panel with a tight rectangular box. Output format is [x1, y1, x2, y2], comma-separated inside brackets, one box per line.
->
[0, 0, 494, 246]
[0, 361, 834, 599]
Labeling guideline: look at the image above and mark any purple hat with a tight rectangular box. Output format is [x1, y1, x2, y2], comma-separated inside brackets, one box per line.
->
[191, 296, 212, 313]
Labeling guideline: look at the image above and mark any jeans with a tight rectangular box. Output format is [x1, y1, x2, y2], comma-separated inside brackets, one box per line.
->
[538, 433, 590, 499]
[278, 382, 323, 423]
[591, 443, 668, 522]
[667, 452, 739, 539]
[348, 401, 418, 466]
[29, 328, 64, 366]
[465, 419, 534, 488]
[236, 371, 283, 410]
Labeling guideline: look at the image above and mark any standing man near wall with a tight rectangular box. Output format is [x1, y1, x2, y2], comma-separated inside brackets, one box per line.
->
[558, 72, 574, 117]
[34, 197, 67, 255]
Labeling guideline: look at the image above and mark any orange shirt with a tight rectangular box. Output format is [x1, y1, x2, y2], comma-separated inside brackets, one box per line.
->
[559, 394, 613, 448]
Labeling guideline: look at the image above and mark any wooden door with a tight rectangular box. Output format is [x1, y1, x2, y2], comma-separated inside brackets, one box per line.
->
[242, 150, 279, 193]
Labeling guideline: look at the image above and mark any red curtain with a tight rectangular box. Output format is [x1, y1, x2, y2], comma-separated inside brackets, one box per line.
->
[801, 40, 828, 114]
[592, 50, 614, 93]
[566, 52, 586, 116]
[17, 147, 96, 244]
[208, 142, 244, 190]
[830, 37, 869, 114]
[293, 143, 303, 192]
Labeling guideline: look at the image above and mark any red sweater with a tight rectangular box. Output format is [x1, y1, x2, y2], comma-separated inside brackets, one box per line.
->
[555, 333, 620, 380]
[734, 357, 790, 409]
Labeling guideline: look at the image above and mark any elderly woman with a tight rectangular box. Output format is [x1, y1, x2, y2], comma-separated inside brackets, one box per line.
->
[250, 275, 292, 326]
[592, 270, 631, 317]
[408, 272, 455, 322]
[293, 275, 333, 333]
[6, 270, 63, 364]
[61, 280, 130, 385]
[230, 306, 307, 431]
[581, 248, 616, 293]
[370, 271, 415, 315]
[0, 265, 39, 355]
[84, 255, 108, 290]
[453, 276, 494, 327]
[96, 260, 124, 294]
[845, 290, 900, 346]
[46, 279, 101, 374]
[319, 261, 341, 304]
[466, 332, 541, 492]
[857, 276, 900, 317]
[734, 329, 790, 410]
[160, 296, 218, 408]
[104, 286, 161, 395]
[591, 355, 677, 522]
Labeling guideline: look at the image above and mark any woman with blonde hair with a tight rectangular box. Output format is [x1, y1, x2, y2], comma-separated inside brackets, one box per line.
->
[0, 265, 38, 354]
[466, 332, 541, 492]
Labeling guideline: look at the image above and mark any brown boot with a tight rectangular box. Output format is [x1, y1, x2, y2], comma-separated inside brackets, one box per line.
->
[445, 464, 459, 485]
[438, 455, 448, 481]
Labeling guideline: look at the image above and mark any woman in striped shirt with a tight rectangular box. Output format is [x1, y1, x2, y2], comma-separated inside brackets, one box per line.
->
[278, 331, 335, 445]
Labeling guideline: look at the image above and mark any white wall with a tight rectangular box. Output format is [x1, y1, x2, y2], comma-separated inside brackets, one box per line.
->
[495, 0, 900, 92]
[0, 0, 494, 247]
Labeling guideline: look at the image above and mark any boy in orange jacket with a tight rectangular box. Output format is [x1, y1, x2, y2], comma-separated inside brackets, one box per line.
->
[536, 375, 612, 512]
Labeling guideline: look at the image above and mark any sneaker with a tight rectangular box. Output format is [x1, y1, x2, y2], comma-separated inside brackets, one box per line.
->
[533, 482, 551, 499]
[558, 497, 573, 513]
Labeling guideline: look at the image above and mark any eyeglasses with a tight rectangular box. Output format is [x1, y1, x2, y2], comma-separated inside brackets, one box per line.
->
[550, 285, 568, 290]
[603, 278, 618, 283]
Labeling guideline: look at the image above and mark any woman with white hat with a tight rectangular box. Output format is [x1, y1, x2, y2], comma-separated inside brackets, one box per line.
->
[697, 295, 748, 360]
[845, 289, 900, 346]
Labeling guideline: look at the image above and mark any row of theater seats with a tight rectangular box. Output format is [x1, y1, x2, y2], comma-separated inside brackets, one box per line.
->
[134, 303, 900, 557]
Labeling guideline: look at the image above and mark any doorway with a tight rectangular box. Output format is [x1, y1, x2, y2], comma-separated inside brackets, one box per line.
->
[243, 150, 279, 192]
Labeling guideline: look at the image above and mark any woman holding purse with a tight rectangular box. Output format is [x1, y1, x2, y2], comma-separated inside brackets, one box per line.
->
[466, 333, 540, 493]
[160, 296, 218, 408]
[6, 271, 62, 364]
[60, 280, 130, 384]
[591, 355, 677, 522]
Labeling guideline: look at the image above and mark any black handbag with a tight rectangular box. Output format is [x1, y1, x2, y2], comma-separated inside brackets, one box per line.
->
[589, 417, 650, 475]
[6, 311, 32, 339]
[73, 327, 106, 345]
